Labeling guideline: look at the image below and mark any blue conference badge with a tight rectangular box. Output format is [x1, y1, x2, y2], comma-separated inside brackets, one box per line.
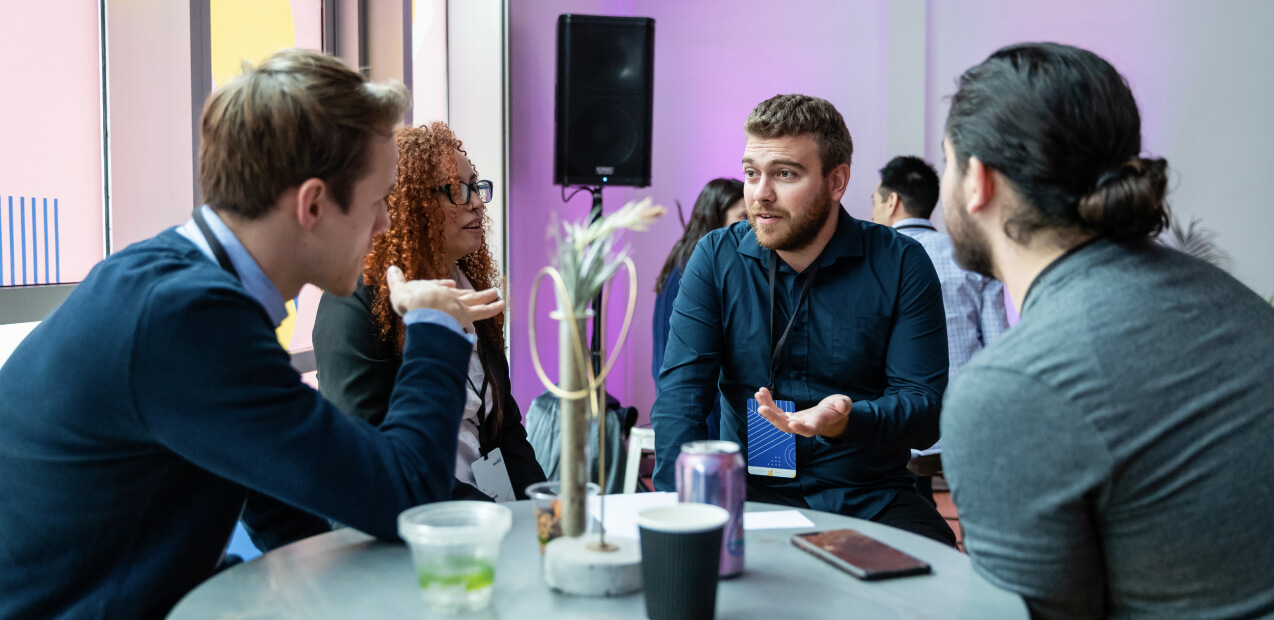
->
[746, 397, 797, 478]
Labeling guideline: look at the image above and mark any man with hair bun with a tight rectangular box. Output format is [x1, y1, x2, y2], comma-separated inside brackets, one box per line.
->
[938, 42, 1274, 618]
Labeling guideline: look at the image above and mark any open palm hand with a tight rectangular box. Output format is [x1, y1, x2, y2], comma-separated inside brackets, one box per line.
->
[754, 387, 852, 438]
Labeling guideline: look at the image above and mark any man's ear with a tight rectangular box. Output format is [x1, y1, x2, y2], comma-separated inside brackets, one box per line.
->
[294, 178, 327, 231]
[826, 162, 851, 202]
[964, 156, 996, 215]
[887, 192, 902, 218]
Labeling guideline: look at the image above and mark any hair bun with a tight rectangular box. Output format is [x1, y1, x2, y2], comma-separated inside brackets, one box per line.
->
[1077, 156, 1170, 240]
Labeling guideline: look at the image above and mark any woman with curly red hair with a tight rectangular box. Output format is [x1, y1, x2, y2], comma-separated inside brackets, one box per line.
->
[313, 122, 545, 501]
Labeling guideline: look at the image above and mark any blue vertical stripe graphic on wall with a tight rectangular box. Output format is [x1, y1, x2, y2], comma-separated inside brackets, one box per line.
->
[44, 199, 50, 285]
[8, 196, 15, 285]
[0, 195, 62, 287]
[29, 196, 37, 286]
[21, 197, 27, 285]
[54, 198, 60, 282]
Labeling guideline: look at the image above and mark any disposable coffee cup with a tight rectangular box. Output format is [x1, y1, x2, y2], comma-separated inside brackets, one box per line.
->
[637, 503, 730, 620]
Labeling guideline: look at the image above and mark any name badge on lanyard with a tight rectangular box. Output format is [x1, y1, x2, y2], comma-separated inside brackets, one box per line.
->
[468, 349, 516, 502]
[747, 397, 796, 477]
[746, 252, 821, 479]
[472, 447, 515, 502]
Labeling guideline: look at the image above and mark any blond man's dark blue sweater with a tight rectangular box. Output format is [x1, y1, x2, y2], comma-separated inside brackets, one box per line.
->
[0, 230, 469, 619]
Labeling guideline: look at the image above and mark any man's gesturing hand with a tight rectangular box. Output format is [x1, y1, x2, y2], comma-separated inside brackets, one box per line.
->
[385, 265, 506, 326]
[754, 387, 852, 439]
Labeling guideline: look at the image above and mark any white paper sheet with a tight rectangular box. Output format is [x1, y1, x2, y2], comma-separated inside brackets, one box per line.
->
[912, 439, 943, 457]
[587, 494, 817, 538]
[588, 492, 678, 540]
[742, 510, 815, 530]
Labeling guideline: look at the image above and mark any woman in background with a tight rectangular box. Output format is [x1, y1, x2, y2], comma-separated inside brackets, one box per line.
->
[313, 122, 545, 501]
[651, 178, 745, 440]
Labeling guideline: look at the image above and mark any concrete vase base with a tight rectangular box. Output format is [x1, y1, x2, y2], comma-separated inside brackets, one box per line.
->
[543, 534, 642, 597]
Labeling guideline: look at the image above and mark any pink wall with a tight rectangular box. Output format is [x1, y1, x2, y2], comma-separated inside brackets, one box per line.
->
[508, 1, 892, 422]
[0, 2, 104, 285]
[924, 0, 1186, 176]
[107, 0, 194, 253]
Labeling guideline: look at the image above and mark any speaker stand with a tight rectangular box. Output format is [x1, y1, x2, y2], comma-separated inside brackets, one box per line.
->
[587, 186, 605, 400]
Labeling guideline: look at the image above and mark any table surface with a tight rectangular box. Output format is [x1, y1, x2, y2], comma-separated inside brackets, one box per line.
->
[170, 501, 1026, 619]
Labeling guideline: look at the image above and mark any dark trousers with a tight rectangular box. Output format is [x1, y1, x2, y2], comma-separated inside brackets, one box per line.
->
[915, 475, 935, 507]
[747, 484, 956, 548]
[870, 488, 956, 548]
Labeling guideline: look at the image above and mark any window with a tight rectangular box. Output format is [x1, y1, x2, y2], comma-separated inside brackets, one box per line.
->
[0, 3, 105, 288]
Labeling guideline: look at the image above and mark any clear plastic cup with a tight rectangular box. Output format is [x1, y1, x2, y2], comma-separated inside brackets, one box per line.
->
[525, 481, 601, 553]
[398, 501, 512, 613]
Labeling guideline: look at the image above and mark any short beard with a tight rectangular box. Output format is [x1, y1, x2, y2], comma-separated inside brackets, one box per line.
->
[947, 194, 997, 279]
[750, 183, 835, 252]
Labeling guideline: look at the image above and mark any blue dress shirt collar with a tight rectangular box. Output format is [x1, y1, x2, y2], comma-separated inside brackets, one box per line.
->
[893, 217, 934, 230]
[177, 205, 289, 327]
[736, 205, 864, 271]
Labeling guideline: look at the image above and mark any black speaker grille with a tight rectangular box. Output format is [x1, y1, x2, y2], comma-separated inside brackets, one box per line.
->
[570, 26, 648, 91]
[555, 14, 655, 187]
[569, 98, 639, 173]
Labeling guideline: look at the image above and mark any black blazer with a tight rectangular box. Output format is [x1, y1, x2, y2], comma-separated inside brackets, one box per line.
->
[312, 277, 546, 501]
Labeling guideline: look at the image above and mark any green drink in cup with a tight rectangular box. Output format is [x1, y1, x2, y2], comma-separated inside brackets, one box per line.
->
[416, 556, 496, 591]
[398, 501, 512, 613]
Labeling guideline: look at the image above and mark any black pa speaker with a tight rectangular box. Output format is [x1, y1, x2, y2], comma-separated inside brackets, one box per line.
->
[555, 14, 655, 187]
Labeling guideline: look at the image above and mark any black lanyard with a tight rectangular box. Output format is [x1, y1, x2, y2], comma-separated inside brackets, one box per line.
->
[895, 224, 936, 232]
[191, 207, 239, 277]
[767, 252, 822, 391]
[466, 344, 496, 457]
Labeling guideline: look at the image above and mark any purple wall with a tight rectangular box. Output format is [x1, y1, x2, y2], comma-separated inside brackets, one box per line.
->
[510, 0, 1274, 422]
[924, 0, 1187, 170]
[508, 1, 892, 422]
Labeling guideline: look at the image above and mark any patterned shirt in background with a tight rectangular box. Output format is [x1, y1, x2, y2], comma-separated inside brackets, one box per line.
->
[893, 218, 1009, 379]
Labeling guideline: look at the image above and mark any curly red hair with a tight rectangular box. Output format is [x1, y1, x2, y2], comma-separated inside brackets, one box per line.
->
[363, 123, 506, 422]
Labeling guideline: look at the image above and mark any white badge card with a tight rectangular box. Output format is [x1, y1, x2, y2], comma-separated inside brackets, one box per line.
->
[746, 397, 797, 478]
[472, 447, 517, 502]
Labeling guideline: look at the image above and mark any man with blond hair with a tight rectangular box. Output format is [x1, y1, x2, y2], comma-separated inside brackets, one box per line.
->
[0, 49, 501, 618]
[652, 94, 954, 545]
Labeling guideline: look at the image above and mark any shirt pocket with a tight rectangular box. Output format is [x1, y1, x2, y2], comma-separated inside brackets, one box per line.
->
[829, 315, 892, 382]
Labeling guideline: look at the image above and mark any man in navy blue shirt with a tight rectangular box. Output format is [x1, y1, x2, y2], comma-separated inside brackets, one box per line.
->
[651, 94, 954, 545]
[0, 49, 504, 619]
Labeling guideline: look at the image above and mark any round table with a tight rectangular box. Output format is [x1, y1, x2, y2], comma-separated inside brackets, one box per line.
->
[170, 501, 1026, 619]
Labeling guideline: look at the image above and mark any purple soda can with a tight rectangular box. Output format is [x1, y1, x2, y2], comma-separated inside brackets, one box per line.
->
[676, 440, 746, 577]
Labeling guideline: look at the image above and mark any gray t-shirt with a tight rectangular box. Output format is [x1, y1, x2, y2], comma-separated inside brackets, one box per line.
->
[942, 239, 1274, 619]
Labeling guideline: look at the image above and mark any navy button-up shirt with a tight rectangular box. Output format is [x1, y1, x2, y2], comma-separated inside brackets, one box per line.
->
[651, 207, 949, 518]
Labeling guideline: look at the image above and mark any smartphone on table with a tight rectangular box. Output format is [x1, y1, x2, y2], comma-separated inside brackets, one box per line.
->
[791, 529, 932, 580]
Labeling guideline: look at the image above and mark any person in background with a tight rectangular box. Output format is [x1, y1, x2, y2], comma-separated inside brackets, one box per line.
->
[652, 177, 745, 440]
[0, 49, 502, 618]
[870, 155, 1008, 505]
[652, 94, 954, 546]
[314, 122, 545, 502]
[871, 156, 1008, 377]
[939, 42, 1274, 618]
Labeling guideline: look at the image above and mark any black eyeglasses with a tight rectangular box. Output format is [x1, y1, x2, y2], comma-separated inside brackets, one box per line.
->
[434, 179, 494, 206]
